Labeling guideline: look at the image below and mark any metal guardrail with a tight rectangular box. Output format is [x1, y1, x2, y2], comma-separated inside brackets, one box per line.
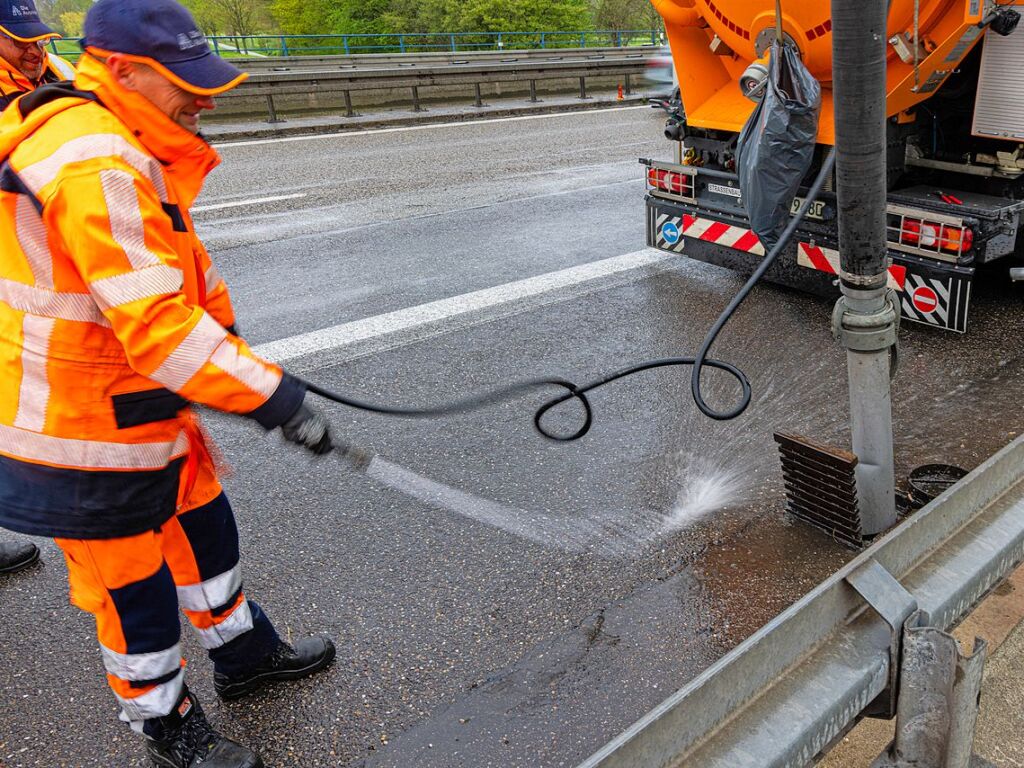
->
[578, 433, 1024, 767]
[48, 29, 663, 59]
[220, 57, 651, 122]
[229, 46, 660, 73]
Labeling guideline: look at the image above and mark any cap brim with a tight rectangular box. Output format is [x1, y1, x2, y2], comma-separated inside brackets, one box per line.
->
[0, 21, 60, 42]
[162, 52, 247, 96]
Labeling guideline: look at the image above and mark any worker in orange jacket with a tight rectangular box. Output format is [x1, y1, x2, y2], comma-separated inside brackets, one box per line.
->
[0, 0, 337, 765]
[0, 0, 74, 113]
[0, 0, 73, 574]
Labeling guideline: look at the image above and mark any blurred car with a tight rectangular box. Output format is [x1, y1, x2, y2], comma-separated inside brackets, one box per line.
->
[644, 45, 678, 97]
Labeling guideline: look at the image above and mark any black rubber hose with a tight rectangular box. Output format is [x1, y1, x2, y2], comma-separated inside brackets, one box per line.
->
[299, 147, 838, 440]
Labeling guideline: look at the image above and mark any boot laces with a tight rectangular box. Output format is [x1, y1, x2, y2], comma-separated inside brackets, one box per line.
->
[168, 709, 218, 765]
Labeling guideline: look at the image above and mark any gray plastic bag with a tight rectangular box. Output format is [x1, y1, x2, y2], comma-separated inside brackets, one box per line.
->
[736, 41, 821, 250]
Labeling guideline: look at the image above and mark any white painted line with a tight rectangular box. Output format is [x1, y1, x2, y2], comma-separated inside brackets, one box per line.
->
[213, 105, 648, 148]
[252, 248, 673, 363]
[193, 193, 307, 212]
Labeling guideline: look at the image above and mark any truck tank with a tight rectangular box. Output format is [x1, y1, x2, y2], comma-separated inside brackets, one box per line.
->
[652, 0, 999, 143]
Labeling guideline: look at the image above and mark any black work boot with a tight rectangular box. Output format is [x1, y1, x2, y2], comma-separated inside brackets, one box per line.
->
[145, 689, 263, 768]
[0, 539, 39, 574]
[214, 636, 336, 700]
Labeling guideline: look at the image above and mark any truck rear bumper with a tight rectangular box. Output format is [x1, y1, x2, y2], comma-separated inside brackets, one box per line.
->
[647, 197, 975, 333]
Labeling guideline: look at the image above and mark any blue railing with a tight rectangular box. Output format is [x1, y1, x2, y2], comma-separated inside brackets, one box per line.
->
[205, 30, 662, 57]
[50, 29, 662, 59]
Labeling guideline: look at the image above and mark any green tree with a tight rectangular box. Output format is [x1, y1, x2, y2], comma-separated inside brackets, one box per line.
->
[35, 0, 90, 36]
[593, 0, 660, 34]
[58, 10, 84, 36]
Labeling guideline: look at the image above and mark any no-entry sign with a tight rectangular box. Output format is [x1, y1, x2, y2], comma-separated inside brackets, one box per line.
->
[912, 285, 939, 314]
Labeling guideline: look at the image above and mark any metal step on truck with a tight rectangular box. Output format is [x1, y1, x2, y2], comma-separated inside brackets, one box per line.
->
[644, 0, 1024, 332]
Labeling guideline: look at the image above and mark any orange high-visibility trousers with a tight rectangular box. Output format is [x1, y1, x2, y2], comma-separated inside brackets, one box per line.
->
[55, 451, 279, 725]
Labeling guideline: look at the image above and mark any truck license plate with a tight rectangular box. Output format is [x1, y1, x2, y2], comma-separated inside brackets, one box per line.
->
[792, 197, 826, 220]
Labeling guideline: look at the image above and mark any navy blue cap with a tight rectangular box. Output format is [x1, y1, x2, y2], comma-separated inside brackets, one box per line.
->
[82, 0, 246, 94]
[0, 0, 57, 42]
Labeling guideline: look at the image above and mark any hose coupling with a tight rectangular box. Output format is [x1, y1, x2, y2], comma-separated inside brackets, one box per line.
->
[831, 288, 901, 352]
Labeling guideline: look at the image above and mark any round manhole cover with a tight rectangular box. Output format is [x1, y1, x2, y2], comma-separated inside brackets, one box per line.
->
[908, 463, 968, 508]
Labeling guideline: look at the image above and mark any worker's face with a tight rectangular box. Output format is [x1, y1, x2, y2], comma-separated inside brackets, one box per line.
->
[0, 34, 47, 81]
[109, 57, 216, 134]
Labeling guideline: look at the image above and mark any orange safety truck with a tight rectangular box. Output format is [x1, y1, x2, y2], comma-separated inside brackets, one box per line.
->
[644, 0, 1024, 331]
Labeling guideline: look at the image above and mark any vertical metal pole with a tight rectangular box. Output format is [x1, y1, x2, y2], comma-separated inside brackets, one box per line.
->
[411, 86, 421, 112]
[450, 33, 456, 52]
[343, 36, 350, 55]
[871, 625, 986, 768]
[265, 94, 283, 124]
[579, 76, 589, 99]
[343, 90, 354, 117]
[474, 83, 484, 107]
[830, 0, 898, 535]
[625, 74, 632, 95]
[529, 80, 539, 102]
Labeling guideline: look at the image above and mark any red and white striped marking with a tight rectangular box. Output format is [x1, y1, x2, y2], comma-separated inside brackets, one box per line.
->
[797, 243, 907, 291]
[681, 214, 765, 255]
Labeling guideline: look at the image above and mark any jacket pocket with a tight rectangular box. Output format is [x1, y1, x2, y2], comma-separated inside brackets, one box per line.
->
[111, 388, 188, 429]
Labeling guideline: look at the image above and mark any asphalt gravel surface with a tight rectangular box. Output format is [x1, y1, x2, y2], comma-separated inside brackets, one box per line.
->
[1, 105, 1022, 768]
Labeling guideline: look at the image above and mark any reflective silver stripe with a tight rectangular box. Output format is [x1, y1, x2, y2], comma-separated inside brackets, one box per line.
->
[90, 265, 183, 311]
[176, 564, 242, 612]
[101, 643, 181, 682]
[209, 341, 280, 398]
[12, 315, 55, 432]
[15, 196, 53, 288]
[191, 599, 253, 650]
[100, 169, 163, 270]
[19, 133, 169, 201]
[0, 277, 109, 325]
[149, 313, 227, 392]
[204, 264, 223, 295]
[115, 668, 184, 722]
[0, 425, 188, 470]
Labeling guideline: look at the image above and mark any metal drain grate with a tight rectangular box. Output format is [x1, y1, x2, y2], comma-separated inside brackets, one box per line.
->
[774, 431, 863, 549]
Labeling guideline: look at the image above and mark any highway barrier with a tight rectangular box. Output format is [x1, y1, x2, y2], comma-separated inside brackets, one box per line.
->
[214, 54, 653, 122]
[48, 30, 663, 60]
[578, 433, 1024, 767]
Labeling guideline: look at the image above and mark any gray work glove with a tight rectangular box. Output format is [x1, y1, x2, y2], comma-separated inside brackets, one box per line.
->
[281, 398, 334, 455]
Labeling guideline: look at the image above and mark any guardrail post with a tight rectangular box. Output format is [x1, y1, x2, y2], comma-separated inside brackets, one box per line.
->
[871, 616, 986, 768]
[343, 36, 350, 55]
[624, 74, 632, 95]
[343, 90, 355, 118]
[540, 32, 546, 48]
[473, 83, 485, 108]
[578, 76, 590, 100]
[399, 34, 406, 53]
[411, 86, 422, 112]
[279, 36, 288, 56]
[212, 37, 220, 55]
[264, 94, 284, 124]
[450, 33, 456, 52]
[580, 31, 586, 47]
[529, 80, 540, 102]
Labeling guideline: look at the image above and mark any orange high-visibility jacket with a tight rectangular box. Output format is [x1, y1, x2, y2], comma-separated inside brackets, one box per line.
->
[0, 54, 304, 538]
[0, 52, 74, 111]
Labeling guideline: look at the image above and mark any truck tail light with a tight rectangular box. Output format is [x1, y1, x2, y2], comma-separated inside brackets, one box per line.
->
[647, 167, 693, 197]
[899, 218, 974, 255]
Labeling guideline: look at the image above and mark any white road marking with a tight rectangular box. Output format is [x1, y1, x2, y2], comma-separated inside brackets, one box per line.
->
[213, 105, 648, 148]
[252, 248, 674, 363]
[192, 193, 307, 212]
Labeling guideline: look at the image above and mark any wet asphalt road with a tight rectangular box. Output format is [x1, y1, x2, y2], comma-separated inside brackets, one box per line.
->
[1, 106, 1022, 768]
